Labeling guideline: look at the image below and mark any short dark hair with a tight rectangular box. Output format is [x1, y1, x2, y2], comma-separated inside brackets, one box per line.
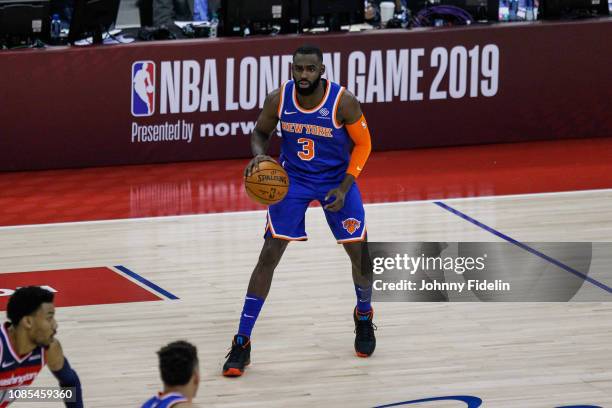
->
[7, 286, 54, 326]
[158, 341, 198, 386]
[293, 44, 323, 63]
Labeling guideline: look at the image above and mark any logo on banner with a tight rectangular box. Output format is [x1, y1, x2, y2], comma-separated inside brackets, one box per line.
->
[131, 61, 156, 117]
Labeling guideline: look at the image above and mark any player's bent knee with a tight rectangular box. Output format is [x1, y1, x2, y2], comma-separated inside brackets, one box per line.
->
[257, 239, 288, 268]
[263, 238, 288, 255]
[343, 242, 363, 260]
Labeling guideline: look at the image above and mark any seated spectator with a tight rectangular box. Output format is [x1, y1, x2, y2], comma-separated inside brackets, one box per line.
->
[153, 0, 218, 27]
[365, 0, 407, 27]
[50, 0, 75, 28]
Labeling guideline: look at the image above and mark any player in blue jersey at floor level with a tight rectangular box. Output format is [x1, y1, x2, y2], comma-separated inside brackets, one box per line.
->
[223, 44, 375, 377]
[141, 341, 201, 408]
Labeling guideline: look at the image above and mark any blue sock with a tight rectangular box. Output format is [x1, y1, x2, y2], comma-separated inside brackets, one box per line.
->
[355, 284, 372, 313]
[237, 294, 265, 338]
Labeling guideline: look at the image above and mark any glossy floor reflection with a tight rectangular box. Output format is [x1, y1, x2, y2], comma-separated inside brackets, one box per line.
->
[0, 137, 611, 226]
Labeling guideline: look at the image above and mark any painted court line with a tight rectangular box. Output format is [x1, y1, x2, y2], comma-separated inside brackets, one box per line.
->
[434, 201, 612, 294]
[113, 265, 179, 300]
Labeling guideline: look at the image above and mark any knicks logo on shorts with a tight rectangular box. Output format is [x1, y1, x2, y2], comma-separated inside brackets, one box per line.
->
[342, 218, 361, 235]
[131, 61, 156, 117]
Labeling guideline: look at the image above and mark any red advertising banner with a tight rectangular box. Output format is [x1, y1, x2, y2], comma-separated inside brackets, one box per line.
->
[0, 19, 611, 171]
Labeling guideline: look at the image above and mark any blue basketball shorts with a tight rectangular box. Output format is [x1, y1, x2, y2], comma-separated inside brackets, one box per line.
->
[264, 173, 366, 243]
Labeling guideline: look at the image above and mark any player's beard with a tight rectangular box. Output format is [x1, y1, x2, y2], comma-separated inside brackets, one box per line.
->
[35, 330, 56, 347]
[295, 75, 321, 96]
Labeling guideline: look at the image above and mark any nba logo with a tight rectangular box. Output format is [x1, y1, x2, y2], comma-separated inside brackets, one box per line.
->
[131, 61, 156, 117]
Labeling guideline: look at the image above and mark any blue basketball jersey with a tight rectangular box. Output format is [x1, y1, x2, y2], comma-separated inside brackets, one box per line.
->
[141, 392, 188, 408]
[278, 80, 352, 182]
[0, 323, 46, 407]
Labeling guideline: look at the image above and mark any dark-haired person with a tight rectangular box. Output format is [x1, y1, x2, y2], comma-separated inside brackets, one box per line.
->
[141, 341, 200, 408]
[222, 44, 375, 377]
[365, 0, 407, 27]
[0, 286, 83, 407]
[152, 0, 218, 27]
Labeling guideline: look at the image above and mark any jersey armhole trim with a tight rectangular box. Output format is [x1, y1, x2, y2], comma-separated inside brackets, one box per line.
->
[277, 81, 287, 119]
[332, 87, 345, 129]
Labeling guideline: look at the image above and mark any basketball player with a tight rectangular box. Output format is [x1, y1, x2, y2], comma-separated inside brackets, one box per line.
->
[141, 341, 201, 408]
[0, 286, 83, 407]
[223, 45, 374, 377]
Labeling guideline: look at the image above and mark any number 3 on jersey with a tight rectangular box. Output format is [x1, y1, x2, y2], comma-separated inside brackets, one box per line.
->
[297, 138, 315, 161]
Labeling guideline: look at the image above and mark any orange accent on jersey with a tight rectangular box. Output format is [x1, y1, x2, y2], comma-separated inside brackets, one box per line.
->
[332, 87, 346, 128]
[277, 82, 286, 118]
[338, 227, 367, 244]
[293, 80, 331, 113]
[345, 114, 372, 178]
[266, 213, 308, 241]
[297, 138, 315, 161]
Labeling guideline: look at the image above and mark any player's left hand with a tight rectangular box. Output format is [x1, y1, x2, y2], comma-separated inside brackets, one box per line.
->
[324, 188, 347, 212]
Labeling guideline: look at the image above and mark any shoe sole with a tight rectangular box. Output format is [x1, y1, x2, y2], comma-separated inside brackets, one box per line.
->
[356, 351, 372, 358]
[223, 368, 244, 377]
[222, 360, 251, 377]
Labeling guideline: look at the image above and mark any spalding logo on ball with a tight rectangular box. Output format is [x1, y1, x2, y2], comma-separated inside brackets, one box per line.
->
[244, 160, 289, 205]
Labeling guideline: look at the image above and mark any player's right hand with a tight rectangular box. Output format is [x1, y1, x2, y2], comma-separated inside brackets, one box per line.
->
[245, 154, 274, 177]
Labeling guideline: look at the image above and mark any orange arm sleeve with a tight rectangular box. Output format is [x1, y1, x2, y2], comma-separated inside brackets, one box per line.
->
[345, 114, 372, 178]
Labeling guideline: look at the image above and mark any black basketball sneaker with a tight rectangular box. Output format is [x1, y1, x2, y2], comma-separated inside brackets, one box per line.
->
[223, 334, 251, 377]
[353, 307, 377, 357]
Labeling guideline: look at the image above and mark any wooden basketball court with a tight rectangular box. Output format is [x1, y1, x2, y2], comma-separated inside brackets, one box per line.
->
[1, 140, 611, 407]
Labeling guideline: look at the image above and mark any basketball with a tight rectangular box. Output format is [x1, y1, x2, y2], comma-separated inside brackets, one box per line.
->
[244, 160, 290, 205]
